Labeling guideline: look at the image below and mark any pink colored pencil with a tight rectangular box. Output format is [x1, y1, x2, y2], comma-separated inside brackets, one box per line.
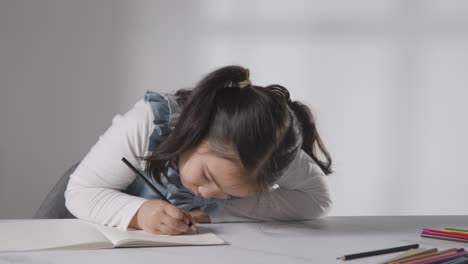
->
[422, 229, 468, 240]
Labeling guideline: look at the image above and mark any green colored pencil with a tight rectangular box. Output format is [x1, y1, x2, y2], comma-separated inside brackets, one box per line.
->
[444, 228, 468, 233]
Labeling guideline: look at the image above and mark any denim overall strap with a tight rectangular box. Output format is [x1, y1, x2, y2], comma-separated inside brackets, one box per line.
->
[124, 90, 226, 214]
[145, 90, 171, 152]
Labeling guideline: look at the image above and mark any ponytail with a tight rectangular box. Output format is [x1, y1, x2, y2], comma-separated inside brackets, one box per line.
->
[289, 101, 333, 175]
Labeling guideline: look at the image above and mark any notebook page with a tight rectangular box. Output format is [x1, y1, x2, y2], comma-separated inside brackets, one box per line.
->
[0, 219, 112, 252]
[96, 225, 226, 247]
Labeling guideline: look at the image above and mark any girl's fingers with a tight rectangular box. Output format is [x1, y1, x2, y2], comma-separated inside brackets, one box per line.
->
[163, 204, 185, 220]
[144, 226, 164, 235]
[163, 204, 192, 227]
[160, 214, 191, 233]
[182, 211, 195, 224]
[138, 200, 192, 235]
[159, 223, 181, 235]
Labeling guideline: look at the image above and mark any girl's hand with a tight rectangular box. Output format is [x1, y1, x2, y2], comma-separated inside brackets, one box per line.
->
[188, 208, 211, 223]
[130, 200, 193, 235]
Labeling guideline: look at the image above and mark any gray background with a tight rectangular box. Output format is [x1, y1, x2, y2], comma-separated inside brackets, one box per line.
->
[0, 0, 467, 219]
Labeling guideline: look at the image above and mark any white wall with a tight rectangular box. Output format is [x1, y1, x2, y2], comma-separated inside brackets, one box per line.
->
[0, 0, 467, 219]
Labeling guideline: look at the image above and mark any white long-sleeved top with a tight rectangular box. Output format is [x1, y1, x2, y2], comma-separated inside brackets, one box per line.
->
[65, 93, 332, 230]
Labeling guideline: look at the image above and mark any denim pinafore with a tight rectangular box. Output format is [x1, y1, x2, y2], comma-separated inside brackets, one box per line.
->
[124, 91, 226, 214]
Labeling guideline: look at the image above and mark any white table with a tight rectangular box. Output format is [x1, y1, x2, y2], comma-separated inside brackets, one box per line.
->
[1, 216, 468, 264]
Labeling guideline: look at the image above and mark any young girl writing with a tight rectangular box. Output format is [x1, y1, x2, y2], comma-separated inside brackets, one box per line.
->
[65, 65, 333, 235]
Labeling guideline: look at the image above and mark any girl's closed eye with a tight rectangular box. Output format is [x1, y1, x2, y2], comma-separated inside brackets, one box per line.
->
[202, 165, 237, 199]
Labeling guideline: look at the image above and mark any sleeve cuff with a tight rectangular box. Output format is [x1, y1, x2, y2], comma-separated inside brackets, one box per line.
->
[118, 197, 148, 231]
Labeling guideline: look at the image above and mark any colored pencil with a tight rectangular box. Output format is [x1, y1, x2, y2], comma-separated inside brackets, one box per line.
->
[407, 249, 466, 264]
[336, 244, 419, 261]
[421, 234, 468, 244]
[423, 229, 468, 238]
[383, 248, 437, 264]
[445, 228, 468, 234]
[427, 255, 468, 264]
[391, 248, 458, 264]
[443, 256, 468, 264]
[422, 230, 468, 240]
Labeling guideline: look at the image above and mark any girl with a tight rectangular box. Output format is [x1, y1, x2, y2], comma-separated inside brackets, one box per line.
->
[65, 65, 333, 235]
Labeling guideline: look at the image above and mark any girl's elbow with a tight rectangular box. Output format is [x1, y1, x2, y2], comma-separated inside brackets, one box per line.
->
[64, 189, 78, 218]
[304, 194, 333, 219]
[316, 196, 333, 218]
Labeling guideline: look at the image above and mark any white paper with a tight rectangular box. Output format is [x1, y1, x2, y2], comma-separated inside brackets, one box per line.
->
[96, 225, 226, 247]
[0, 219, 112, 252]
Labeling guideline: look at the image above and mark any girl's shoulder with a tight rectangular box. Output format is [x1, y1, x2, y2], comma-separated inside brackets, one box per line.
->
[143, 90, 181, 130]
[273, 150, 327, 189]
[141, 90, 182, 151]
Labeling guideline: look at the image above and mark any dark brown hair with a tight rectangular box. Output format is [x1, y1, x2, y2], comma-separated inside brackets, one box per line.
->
[142, 65, 332, 191]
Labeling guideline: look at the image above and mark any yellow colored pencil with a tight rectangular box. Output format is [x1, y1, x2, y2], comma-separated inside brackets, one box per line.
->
[443, 228, 468, 234]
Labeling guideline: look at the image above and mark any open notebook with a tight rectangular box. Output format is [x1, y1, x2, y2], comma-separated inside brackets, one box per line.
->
[0, 219, 225, 252]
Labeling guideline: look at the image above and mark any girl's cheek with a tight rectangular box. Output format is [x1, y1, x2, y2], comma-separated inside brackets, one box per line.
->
[199, 185, 230, 199]
[180, 170, 203, 187]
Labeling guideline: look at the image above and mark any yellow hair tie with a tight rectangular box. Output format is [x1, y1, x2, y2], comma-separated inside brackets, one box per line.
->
[238, 80, 251, 88]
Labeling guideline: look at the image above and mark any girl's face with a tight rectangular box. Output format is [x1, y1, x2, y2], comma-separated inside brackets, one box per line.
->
[177, 141, 258, 199]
